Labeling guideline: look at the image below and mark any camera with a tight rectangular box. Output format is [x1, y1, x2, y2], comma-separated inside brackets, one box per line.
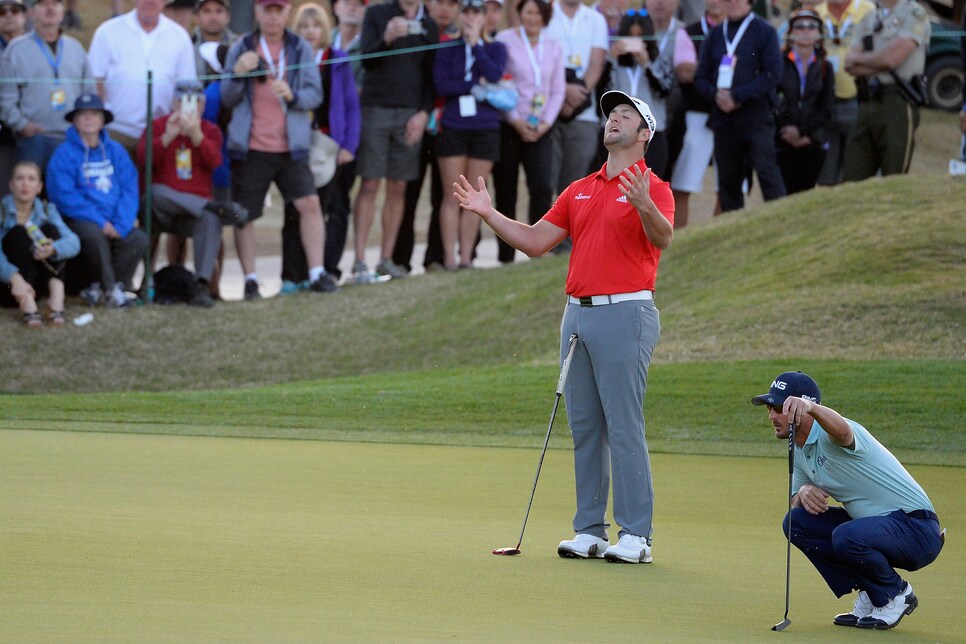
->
[406, 19, 425, 36]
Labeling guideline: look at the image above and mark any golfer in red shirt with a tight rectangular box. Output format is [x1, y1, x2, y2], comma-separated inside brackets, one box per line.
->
[455, 90, 674, 563]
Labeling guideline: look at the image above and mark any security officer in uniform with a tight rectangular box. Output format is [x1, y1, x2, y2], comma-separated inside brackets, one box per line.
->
[842, 0, 929, 180]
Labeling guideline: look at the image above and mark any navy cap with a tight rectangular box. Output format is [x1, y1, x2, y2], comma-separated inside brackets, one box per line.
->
[65, 93, 114, 124]
[751, 371, 821, 408]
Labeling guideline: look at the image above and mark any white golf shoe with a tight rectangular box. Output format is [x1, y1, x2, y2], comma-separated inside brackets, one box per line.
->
[833, 590, 873, 626]
[603, 534, 653, 563]
[557, 533, 609, 559]
[856, 582, 918, 630]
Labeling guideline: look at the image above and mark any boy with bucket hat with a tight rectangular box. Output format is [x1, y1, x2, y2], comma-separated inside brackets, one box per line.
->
[46, 93, 147, 307]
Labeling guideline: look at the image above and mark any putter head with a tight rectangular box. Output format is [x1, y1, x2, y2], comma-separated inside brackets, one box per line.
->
[492, 547, 521, 556]
[772, 618, 791, 632]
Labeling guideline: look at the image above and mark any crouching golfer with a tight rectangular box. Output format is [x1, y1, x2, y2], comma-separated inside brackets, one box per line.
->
[455, 90, 673, 563]
[753, 371, 945, 630]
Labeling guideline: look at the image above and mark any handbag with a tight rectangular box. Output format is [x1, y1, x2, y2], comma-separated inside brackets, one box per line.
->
[309, 130, 340, 188]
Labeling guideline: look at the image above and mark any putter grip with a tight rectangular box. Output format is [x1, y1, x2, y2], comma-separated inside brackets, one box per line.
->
[787, 421, 796, 475]
[556, 334, 579, 396]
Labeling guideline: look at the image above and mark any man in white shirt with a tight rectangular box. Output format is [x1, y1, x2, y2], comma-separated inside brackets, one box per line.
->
[546, 0, 609, 208]
[88, 0, 197, 157]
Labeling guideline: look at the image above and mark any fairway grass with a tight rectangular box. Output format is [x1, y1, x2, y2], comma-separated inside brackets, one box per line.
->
[2, 429, 963, 642]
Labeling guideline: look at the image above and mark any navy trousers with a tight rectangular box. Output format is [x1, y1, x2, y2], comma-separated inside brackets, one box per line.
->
[783, 506, 943, 607]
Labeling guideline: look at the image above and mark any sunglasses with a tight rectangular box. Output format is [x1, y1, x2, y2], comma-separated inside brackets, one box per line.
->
[625, 8, 648, 17]
[792, 22, 820, 31]
[0, 6, 24, 15]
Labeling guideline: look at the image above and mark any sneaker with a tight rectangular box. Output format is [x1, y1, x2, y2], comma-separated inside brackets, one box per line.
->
[188, 281, 215, 308]
[350, 261, 373, 285]
[375, 258, 406, 280]
[834, 590, 873, 627]
[309, 273, 340, 293]
[80, 282, 103, 307]
[106, 282, 132, 308]
[557, 533, 610, 559]
[856, 582, 918, 630]
[279, 280, 302, 295]
[603, 534, 653, 564]
[244, 279, 262, 301]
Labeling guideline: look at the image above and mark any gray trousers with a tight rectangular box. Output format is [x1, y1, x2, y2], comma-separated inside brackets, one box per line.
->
[550, 120, 602, 195]
[560, 299, 660, 540]
[66, 218, 148, 290]
[151, 184, 221, 282]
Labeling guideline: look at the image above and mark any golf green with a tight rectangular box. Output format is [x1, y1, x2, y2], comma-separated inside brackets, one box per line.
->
[2, 429, 963, 641]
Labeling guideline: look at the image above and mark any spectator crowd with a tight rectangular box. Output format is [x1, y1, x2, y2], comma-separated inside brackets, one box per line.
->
[0, 0, 950, 324]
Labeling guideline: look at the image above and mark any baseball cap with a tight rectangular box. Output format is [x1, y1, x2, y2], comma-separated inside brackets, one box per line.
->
[0, 0, 27, 8]
[751, 371, 821, 409]
[256, 0, 289, 7]
[599, 90, 657, 131]
[174, 79, 206, 100]
[65, 93, 114, 124]
[166, 0, 195, 8]
[195, 0, 229, 10]
[461, 0, 485, 10]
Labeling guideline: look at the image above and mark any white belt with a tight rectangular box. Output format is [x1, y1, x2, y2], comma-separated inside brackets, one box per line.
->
[568, 290, 653, 307]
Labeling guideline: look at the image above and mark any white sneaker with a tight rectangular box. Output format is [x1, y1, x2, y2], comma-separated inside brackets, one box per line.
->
[856, 582, 918, 630]
[834, 590, 873, 626]
[557, 533, 609, 559]
[603, 534, 653, 564]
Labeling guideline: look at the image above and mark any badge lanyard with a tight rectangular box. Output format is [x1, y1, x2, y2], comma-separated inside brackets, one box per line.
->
[625, 66, 643, 97]
[260, 35, 286, 80]
[657, 18, 675, 58]
[825, 1, 856, 46]
[700, 15, 710, 37]
[32, 33, 63, 81]
[519, 26, 543, 87]
[464, 42, 475, 82]
[559, 10, 583, 73]
[723, 12, 754, 59]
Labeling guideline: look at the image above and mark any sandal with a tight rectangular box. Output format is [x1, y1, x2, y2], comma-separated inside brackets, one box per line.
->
[22, 311, 43, 328]
[48, 310, 66, 327]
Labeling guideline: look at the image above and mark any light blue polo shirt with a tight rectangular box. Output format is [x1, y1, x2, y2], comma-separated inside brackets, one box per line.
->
[792, 418, 935, 519]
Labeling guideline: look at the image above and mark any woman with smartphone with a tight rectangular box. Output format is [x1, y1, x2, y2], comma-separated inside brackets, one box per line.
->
[0, 161, 79, 327]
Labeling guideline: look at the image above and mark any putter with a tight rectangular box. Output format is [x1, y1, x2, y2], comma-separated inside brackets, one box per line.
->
[493, 333, 579, 556]
[772, 419, 796, 632]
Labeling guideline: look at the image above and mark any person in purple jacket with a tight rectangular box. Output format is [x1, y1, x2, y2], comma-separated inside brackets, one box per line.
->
[433, 0, 507, 270]
[280, 2, 361, 290]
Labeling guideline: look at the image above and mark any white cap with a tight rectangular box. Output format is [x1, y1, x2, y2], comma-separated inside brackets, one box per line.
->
[599, 90, 657, 131]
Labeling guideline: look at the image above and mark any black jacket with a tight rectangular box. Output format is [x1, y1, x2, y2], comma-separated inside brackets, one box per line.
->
[775, 51, 835, 149]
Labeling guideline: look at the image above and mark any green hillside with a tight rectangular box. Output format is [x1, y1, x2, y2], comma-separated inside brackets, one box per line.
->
[3, 174, 962, 394]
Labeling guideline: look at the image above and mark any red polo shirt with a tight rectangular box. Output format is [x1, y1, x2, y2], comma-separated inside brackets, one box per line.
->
[137, 114, 224, 200]
[542, 159, 674, 297]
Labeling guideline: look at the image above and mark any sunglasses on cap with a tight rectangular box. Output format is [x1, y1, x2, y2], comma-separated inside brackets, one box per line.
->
[792, 22, 820, 31]
[625, 8, 648, 16]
